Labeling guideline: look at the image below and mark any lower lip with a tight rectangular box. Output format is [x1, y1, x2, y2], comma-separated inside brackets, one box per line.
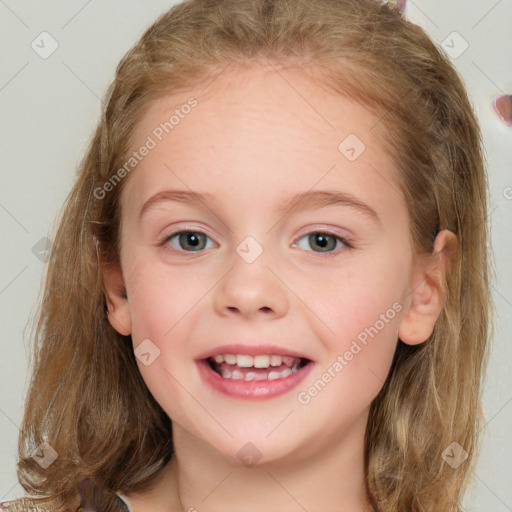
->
[196, 359, 314, 400]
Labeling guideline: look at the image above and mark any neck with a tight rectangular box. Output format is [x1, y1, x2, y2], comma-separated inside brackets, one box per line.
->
[123, 411, 374, 512]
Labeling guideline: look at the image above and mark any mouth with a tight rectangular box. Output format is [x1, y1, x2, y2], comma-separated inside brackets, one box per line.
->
[197, 350, 314, 400]
[207, 353, 311, 381]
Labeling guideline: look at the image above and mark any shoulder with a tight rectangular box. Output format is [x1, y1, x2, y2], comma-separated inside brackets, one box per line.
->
[0, 493, 129, 512]
[115, 493, 133, 512]
[0, 497, 65, 512]
[0, 494, 132, 512]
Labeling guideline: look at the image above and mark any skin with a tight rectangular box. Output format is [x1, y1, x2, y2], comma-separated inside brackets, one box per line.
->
[104, 61, 457, 512]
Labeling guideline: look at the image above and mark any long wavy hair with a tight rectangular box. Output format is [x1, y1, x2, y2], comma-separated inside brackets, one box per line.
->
[16, 0, 492, 510]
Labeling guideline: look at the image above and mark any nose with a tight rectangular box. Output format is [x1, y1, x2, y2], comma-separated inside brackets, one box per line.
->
[212, 242, 289, 320]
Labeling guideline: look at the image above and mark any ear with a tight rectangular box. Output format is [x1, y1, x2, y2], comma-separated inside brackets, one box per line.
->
[102, 262, 132, 336]
[398, 230, 458, 345]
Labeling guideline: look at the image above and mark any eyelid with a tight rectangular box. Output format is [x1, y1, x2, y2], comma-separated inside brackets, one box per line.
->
[292, 230, 353, 256]
[159, 228, 217, 254]
[159, 226, 354, 256]
[293, 222, 354, 243]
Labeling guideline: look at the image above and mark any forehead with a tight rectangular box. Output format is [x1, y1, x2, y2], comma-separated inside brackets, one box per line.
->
[134, 62, 386, 142]
[122, 62, 403, 221]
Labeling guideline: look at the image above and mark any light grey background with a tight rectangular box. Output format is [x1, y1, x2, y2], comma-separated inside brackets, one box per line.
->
[0, 0, 510, 509]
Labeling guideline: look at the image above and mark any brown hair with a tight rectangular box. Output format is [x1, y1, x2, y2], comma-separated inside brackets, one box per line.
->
[16, 0, 492, 510]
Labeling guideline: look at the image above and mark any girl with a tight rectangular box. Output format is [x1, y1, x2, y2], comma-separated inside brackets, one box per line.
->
[2, 0, 491, 510]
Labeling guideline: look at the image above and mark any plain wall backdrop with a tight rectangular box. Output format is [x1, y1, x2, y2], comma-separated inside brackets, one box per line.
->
[0, 0, 510, 509]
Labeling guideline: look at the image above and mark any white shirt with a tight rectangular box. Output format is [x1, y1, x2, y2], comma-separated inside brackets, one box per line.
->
[116, 492, 134, 512]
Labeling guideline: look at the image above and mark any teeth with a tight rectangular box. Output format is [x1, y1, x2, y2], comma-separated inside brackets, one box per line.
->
[231, 369, 244, 380]
[254, 355, 270, 368]
[282, 356, 295, 367]
[270, 355, 283, 367]
[236, 355, 253, 367]
[221, 368, 232, 379]
[211, 353, 301, 369]
[223, 354, 237, 365]
[210, 352, 308, 382]
[219, 366, 297, 381]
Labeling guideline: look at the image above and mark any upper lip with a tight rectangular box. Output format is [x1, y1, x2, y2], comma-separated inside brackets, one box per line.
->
[197, 343, 313, 361]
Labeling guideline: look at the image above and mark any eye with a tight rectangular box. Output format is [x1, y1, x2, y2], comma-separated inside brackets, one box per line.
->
[163, 230, 215, 252]
[293, 231, 351, 255]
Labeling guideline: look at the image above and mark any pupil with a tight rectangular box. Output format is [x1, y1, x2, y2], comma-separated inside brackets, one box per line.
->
[310, 233, 334, 252]
[181, 232, 204, 251]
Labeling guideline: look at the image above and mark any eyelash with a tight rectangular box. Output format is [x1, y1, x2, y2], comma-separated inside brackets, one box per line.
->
[159, 229, 353, 258]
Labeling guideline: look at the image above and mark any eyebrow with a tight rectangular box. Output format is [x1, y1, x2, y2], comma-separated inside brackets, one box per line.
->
[275, 189, 379, 222]
[138, 189, 380, 223]
[139, 190, 216, 221]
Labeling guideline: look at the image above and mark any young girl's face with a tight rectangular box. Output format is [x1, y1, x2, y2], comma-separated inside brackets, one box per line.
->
[106, 62, 443, 466]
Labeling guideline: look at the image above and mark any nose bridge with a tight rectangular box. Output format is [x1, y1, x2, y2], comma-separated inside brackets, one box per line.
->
[213, 234, 289, 319]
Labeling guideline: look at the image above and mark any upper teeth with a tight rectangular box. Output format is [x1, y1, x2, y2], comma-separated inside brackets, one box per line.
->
[212, 354, 297, 368]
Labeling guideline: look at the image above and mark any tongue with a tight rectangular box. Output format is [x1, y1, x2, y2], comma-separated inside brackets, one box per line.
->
[214, 362, 290, 377]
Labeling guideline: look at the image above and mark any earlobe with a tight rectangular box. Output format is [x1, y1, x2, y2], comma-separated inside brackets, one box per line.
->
[103, 262, 132, 336]
[398, 230, 458, 345]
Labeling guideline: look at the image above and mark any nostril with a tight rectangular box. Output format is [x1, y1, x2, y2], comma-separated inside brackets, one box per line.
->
[225, 306, 273, 314]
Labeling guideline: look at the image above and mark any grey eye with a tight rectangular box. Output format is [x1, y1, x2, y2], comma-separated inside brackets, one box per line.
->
[166, 231, 214, 252]
[294, 232, 344, 253]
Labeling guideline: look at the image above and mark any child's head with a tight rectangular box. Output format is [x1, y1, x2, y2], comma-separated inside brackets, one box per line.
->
[18, 1, 491, 511]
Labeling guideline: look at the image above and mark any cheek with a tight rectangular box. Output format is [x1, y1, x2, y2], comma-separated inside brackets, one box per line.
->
[124, 257, 209, 341]
[296, 293, 402, 424]
[123, 259, 203, 423]
[123, 258, 208, 409]
[307, 252, 407, 332]
[306, 254, 407, 386]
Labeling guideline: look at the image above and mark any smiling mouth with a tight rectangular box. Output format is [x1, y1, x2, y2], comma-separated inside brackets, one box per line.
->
[206, 353, 311, 381]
